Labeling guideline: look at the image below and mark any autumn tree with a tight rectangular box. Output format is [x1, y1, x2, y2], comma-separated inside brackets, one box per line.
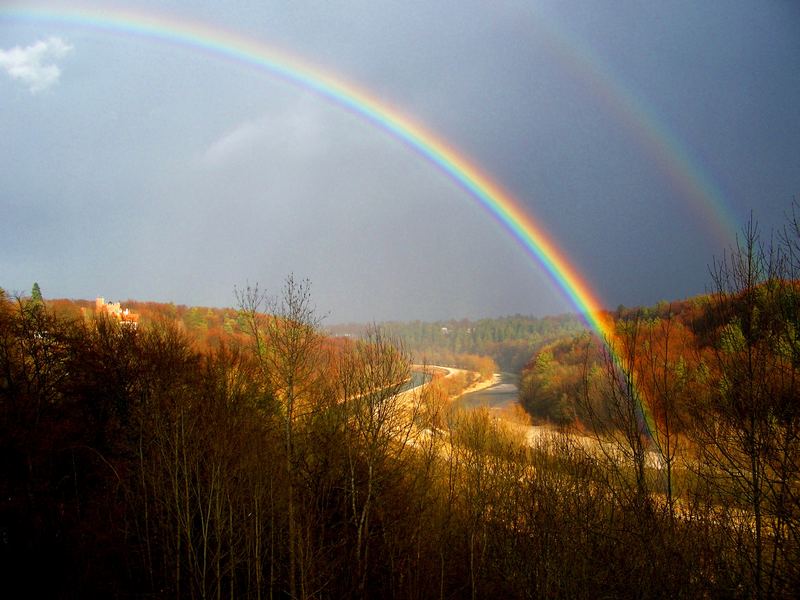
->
[337, 328, 419, 596]
[237, 274, 326, 599]
[577, 314, 652, 503]
[690, 216, 800, 597]
[638, 312, 696, 517]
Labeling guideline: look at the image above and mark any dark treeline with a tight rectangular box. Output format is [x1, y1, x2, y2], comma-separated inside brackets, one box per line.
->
[1, 211, 799, 597]
[329, 313, 586, 373]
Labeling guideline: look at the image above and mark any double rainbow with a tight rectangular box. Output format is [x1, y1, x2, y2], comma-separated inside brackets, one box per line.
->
[4, 4, 676, 445]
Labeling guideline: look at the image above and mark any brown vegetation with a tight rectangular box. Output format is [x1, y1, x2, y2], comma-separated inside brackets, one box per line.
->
[1, 212, 799, 597]
[519, 212, 800, 598]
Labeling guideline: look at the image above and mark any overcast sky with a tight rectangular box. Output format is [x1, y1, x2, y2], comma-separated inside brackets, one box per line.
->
[2, 1, 799, 322]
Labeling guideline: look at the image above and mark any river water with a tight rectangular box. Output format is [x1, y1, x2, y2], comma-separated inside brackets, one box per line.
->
[454, 373, 520, 411]
[401, 370, 432, 393]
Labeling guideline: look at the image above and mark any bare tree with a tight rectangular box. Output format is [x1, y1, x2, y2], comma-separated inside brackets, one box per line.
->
[691, 216, 800, 597]
[579, 315, 652, 503]
[337, 327, 419, 596]
[237, 274, 324, 599]
[640, 309, 692, 519]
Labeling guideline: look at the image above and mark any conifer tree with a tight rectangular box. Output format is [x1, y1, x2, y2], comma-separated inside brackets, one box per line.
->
[30, 282, 43, 304]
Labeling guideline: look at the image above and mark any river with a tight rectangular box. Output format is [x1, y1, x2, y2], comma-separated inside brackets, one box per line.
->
[454, 373, 520, 411]
[401, 370, 432, 393]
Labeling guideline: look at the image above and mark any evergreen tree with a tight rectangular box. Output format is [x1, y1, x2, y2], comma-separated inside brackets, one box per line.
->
[31, 282, 43, 304]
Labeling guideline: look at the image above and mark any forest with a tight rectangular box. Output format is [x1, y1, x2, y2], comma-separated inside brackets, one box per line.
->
[329, 313, 585, 374]
[1, 212, 798, 598]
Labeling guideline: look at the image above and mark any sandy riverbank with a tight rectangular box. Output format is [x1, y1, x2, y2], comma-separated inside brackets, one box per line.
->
[456, 372, 501, 396]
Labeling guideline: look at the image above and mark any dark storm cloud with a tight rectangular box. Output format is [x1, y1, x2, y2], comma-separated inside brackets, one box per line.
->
[1, 1, 798, 321]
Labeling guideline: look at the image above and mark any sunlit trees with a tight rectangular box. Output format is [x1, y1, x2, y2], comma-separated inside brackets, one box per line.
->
[637, 312, 697, 517]
[335, 328, 420, 596]
[688, 217, 800, 597]
[576, 315, 653, 504]
[5, 206, 800, 596]
[519, 336, 591, 425]
[237, 274, 326, 599]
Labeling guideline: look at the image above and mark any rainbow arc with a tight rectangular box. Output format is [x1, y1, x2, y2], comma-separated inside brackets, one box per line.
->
[2, 4, 691, 449]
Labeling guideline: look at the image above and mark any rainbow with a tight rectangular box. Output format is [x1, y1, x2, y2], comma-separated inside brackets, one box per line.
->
[0, 4, 612, 319]
[523, 13, 738, 246]
[2, 3, 666, 446]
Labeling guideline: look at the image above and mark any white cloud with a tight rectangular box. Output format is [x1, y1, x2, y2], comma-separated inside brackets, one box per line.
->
[0, 37, 73, 93]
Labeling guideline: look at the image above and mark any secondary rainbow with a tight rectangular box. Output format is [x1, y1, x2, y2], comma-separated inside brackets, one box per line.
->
[524, 13, 738, 246]
[1, 4, 660, 444]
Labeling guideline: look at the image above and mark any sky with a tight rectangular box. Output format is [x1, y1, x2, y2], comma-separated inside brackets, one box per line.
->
[1, 1, 799, 323]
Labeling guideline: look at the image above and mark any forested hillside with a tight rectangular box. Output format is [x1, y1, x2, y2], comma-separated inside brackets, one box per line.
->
[520, 295, 708, 424]
[329, 313, 586, 374]
[2, 217, 799, 597]
[45, 297, 250, 351]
